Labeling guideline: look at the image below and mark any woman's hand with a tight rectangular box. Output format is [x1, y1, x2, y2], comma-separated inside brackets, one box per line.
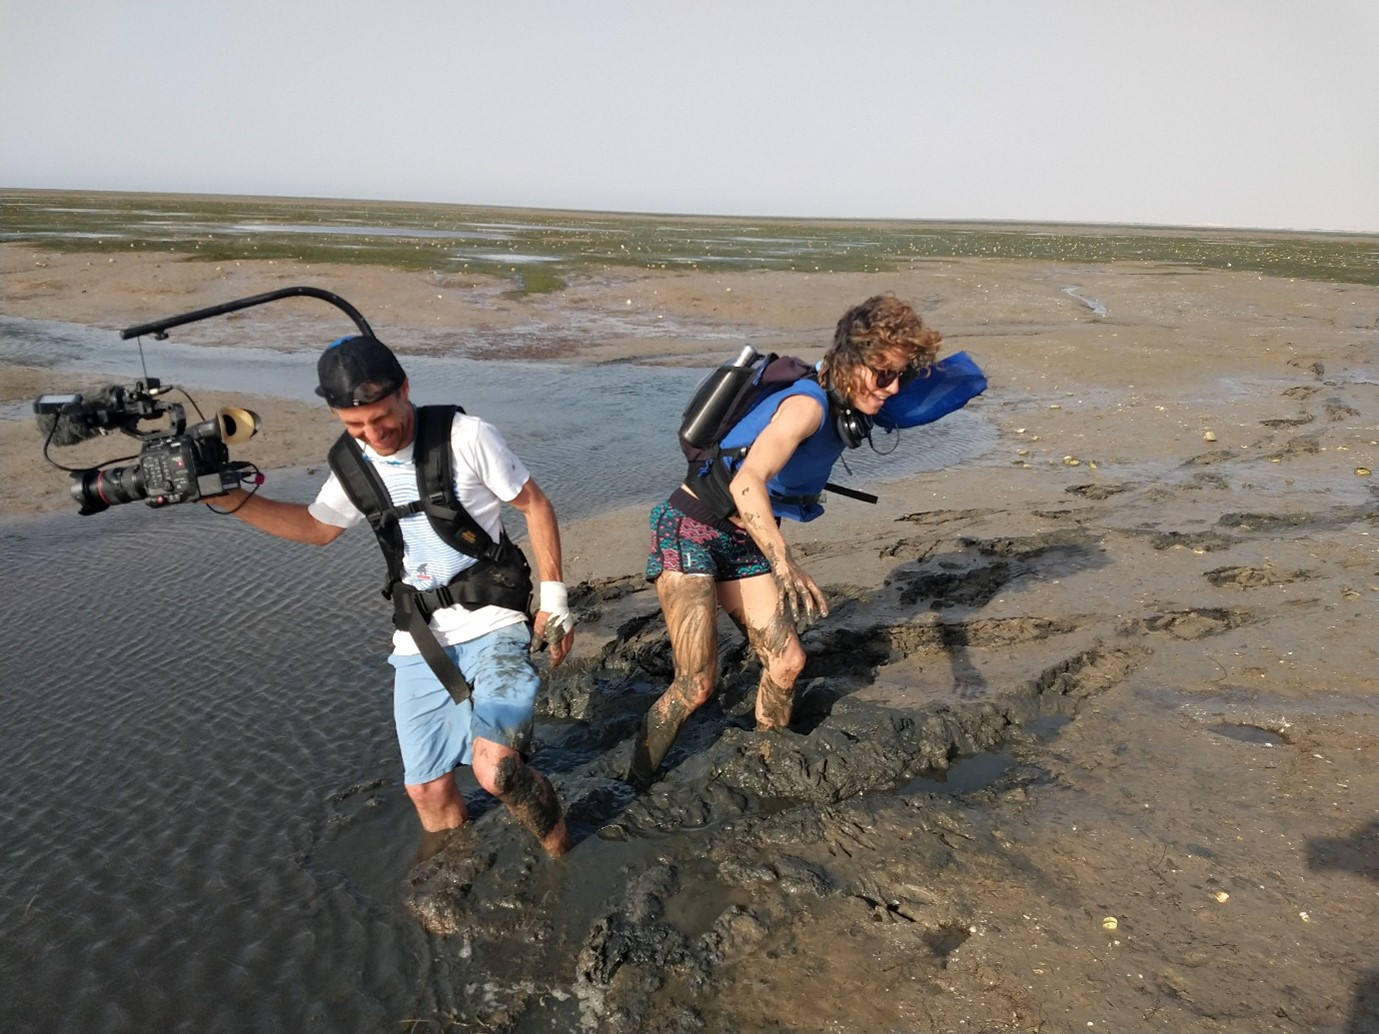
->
[771, 553, 829, 632]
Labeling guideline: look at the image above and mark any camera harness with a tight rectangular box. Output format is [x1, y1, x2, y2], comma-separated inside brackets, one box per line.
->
[328, 404, 533, 706]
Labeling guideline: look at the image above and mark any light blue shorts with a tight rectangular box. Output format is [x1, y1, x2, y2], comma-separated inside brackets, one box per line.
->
[388, 622, 538, 786]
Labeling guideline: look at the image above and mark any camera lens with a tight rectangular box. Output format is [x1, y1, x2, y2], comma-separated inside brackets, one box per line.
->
[71, 464, 147, 514]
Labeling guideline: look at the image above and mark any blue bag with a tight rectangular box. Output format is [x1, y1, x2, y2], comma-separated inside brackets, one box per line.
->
[876, 351, 987, 430]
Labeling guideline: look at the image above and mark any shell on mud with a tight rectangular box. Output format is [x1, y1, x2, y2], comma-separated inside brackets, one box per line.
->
[1356, 467, 1372, 477]
[1203, 430, 1218, 442]
[1102, 916, 1119, 930]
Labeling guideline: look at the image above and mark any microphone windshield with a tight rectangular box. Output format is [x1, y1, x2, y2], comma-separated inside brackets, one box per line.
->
[33, 394, 100, 447]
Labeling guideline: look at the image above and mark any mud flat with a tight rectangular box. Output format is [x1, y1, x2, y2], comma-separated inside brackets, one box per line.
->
[3, 238, 1377, 1032]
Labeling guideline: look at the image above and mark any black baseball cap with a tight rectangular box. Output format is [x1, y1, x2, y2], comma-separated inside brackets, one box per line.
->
[315, 335, 406, 408]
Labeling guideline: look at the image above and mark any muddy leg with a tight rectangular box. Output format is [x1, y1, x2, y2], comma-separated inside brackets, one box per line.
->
[628, 572, 719, 789]
[474, 739, 572, 857]
[753, 669, 795, 730]
[720, 573, 806, 731]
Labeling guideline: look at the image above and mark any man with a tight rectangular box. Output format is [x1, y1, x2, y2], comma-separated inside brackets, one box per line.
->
[213, 334, 574, 857]
[631, 295, 962, 788]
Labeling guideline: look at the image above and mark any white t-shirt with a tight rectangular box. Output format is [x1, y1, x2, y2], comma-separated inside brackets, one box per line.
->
[309, 409, 532, 653]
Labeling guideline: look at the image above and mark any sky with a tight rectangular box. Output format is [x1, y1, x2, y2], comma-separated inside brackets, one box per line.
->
[2, 1, 1376, 233]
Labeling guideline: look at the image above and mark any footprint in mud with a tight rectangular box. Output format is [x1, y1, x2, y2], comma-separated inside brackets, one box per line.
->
[885, 528, 1108, 610]
[923, 921, 973, 961]
[1266, 433, 1323, 460]
[896, 507, 988, 529]
[1186, 471, 1231, 490]
[1218, 506, 1376, 533]
[890, 561, 1011, 609]
[1324, 397, 1360, 421]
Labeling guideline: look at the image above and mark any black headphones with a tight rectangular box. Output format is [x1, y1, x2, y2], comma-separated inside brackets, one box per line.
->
[830, 394, 872, 449]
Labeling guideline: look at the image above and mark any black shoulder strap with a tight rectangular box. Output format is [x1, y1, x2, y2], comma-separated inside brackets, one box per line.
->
[414, 404, 460, 511]
[328, 430, 409, 585]
[412, 405, 506, 562]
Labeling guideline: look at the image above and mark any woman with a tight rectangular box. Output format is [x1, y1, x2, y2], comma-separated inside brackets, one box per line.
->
[629, 294, 945, 788]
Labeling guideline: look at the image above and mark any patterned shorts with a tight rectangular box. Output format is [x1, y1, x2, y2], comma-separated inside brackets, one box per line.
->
[646, 499, 772, 582]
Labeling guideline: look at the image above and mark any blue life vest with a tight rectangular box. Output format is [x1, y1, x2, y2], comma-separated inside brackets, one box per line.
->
[716, 379, 843, 523]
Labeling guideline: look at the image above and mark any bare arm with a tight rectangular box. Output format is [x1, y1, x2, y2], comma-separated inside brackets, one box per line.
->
[210, 488, 346, 546]
[728, 394, 830, 626]
[506, 477, 574, 666]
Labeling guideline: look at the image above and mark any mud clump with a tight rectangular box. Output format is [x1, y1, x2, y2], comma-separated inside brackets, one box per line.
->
[1204, 564, 1314, 589]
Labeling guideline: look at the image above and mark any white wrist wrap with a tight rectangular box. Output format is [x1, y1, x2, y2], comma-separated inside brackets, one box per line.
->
[539, 581, 568, 615]
[537, 581, 574, 645]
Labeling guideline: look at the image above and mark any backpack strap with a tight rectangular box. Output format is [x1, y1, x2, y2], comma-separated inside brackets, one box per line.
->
[394, 587, 476, 706]
[412, 404, 505, 563]
[328, 431, 409, 588]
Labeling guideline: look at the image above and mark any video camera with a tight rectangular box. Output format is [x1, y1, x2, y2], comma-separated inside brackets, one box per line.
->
[34, 285, 378, 516]
[35, 379, 260, 515]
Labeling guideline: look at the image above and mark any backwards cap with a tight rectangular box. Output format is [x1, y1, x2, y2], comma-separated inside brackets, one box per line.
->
[315, 335, 406, 408]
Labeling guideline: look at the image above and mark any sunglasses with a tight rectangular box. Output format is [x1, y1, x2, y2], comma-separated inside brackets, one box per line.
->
[868, 362, 918, 390]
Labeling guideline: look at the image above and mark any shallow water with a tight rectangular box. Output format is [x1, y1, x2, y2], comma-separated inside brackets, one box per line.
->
[1, 314, 997, 521]
[1, 505, 429, 1032]
[0, 317, 999, 1033]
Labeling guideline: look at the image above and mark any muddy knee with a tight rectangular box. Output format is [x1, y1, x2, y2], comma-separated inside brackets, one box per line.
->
[678, 672, 716, 711]
[486, 754, 530, 798]
[765, 639, 806, 687]
[486, 756, 563, 843]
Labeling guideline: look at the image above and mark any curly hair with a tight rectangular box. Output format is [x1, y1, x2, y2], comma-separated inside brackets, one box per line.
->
[820, 294, 943, 404]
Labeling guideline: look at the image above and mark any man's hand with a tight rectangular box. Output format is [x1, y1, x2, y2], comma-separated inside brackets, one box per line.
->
[533, 581, 576, 667]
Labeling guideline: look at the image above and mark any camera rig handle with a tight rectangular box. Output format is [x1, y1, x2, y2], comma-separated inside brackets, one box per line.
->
[118, 286, 374, 341]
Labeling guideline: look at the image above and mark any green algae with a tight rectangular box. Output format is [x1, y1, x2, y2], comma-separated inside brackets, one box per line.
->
[3, 188, 1374, 289]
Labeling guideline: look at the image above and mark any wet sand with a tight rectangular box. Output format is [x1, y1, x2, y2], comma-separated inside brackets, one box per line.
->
[3, 242, 1377, 1032]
